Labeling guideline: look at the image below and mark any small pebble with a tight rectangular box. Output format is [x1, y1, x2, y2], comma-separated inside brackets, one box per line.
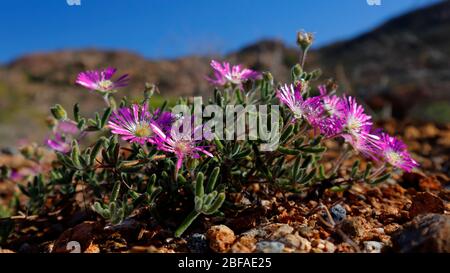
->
[323, 204, 347, 224]
[230, 235, 256, 253]
[256, 241, 285, 253]
[18, 243, 32, 253]
[206, 225, 236, 253]
[311, 239, 336, 253]
[373, 227, 385, 234]
[363, 241, 384, 253]
[1, 147, 17, 155]
[268, 224, 294, 239]
[187, 233, 208, 253]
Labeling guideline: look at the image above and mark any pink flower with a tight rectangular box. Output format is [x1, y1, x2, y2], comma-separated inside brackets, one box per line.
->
[316, 85, 345, 137]
[207, 60, 260, 89]
[57, 120, 80, 135]
[108, 104, 160, 145]
[152, 121, 213, 173]
[10, 169, 25, 182]
[342, 134, 379, 160]
[276, 82, 323, 125]
[318, 85, 344, 118]
[46, 133, 71, 153]
[76, 67, 129, 92]
[9, 167, 40, 182]
[46, 120, 80, 153]
[340, 96, 379, 143]
[153, 108, 176, 134]
[316, 115, 344, 138]
[377, 132, 419, 172]
[327, 96, 381, 159]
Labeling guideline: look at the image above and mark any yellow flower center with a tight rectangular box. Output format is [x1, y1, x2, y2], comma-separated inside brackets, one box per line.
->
[293, 107, 304, 119]
[134, 123, 152, 137]
[226, 73, 242, 84]
[386, 150, 402, 165]
[176, 141, 191, 153]
[324, 102, 335, 116]
[346, 117, 361, 134]
[97, 80, 113, 91]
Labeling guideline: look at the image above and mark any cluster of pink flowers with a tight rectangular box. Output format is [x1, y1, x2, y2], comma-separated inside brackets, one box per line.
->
[47, 67, 214, 174]
[108, 104, 212, 173]
[47, 63, 418, 174]
[277, 82, 419, 172]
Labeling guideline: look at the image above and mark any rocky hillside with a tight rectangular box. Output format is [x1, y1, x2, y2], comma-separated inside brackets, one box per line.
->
[317, 0, 450, 120]
[0, 1, 449, 146]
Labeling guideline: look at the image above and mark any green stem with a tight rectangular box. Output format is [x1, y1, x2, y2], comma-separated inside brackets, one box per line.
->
[280, 118, 292, 136]
[300, 48, 309, 69]
[103, 93, 111, 107]
[331, 146, 352, 174]
[286, 123, 307, 145]
[174, 210, 201, 238]
[368, 164, 386, 180]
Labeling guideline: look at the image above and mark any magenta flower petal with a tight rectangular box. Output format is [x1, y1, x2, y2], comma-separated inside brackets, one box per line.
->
[57, 120, 79, 135]
[313, 85, 346, 137]
[317, 115, 344, 137]
[153, 109, 176, 134]
[46, 133, 71, 153]
[194, 147, 214, 158]
[149, 122, 167, 140]
[10, 169, 24, 182]
[341, 96, 373, 137]
[103, 67, 117, 80]
[342, 134, 379, 160]
[175, 156, 184, 172]
[46, 120, 81, 153]
[319, 86, 344, 118]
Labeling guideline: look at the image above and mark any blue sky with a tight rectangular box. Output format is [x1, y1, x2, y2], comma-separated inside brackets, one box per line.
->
[0, 0, 441, 63]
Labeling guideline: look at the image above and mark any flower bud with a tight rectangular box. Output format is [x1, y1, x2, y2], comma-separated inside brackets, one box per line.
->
[20, 144, 35, 159]
[50, 104, 67, 120]
[326, 79, 339, 92]
[292, 64, 303, 79]
[263, 72, 274, 85]
[144, 82, 157, 100]
[296, 31, 314, 51]
[310, 68, 322, 80]
[186, 158, 199, 170]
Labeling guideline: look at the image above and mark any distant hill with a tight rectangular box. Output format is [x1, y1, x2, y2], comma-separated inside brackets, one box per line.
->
[317, 0, 450, 120]
[0, 1, 449, 146]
